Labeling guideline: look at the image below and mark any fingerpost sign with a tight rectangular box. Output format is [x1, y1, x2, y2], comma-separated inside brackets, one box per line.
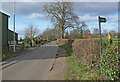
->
[98, 16, 107, 72]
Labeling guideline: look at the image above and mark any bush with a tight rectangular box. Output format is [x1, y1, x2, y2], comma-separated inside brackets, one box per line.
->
[72, 38, 100, 67]
[59, 40, 105, 80]
[57, 39, 74, 48]
[59, 38, 119, 80]
[65, 54, 105, 80]
[57, 39, 69, 45]
[100, 43, 119, 80]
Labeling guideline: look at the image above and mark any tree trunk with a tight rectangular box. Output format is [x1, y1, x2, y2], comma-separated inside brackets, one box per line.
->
[32, 39, 34, 47]
[61, 26, 64, 39]
[31, 38, 34, 47]
[81, 28, 83, 38]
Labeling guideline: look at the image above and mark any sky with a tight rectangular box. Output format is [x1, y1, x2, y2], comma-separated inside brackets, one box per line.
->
[1, 0, 119, 39]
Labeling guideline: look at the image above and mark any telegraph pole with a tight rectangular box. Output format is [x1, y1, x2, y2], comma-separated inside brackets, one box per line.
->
[13, 1, 16, 52]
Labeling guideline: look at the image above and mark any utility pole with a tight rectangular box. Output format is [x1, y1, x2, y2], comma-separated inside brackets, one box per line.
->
[13, 1, 16, 52]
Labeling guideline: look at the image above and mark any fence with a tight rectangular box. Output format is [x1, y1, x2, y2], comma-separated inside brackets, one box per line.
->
[8, 44, 25, 51]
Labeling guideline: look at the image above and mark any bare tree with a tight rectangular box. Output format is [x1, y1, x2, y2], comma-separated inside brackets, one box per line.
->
[102, 30, 107, 38]
[41, 28, 51, 40]
[24, 24, 38, 47]
[43, 2, 80, 39]
[93, 28, 99, 38]
[69, 29, 80, 39]
[83, 29, 90, 38]
[109, 30, 117, 38]
[41, 27, 61, 40]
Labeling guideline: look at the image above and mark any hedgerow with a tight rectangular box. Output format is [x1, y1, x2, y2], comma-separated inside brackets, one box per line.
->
[100, 42, 119, 80]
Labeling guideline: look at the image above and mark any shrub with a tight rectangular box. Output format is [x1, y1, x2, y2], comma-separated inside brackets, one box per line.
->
[57, 39, 74, 48]
[72, 38, 100, 67]
[65, 54, 104, 80]
[100, 43, 119, 80]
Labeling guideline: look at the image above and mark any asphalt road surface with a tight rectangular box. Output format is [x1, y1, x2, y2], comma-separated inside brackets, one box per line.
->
[2, 41, 58, 80]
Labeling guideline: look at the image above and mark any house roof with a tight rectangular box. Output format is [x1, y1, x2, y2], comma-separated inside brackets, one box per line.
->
[0, 11, 10, 17]
[8, 29, 18, 35]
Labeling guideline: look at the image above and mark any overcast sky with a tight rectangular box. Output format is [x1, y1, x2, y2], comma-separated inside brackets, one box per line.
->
[1, 1, 119, 39]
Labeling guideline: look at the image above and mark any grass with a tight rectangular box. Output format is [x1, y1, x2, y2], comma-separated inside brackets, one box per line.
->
[2, 49, 28, 61]
[59, 44, 105, 80]
[112, 38, 120, 42]
[65, 55, 105, 80]
[59, 44, 72, 56]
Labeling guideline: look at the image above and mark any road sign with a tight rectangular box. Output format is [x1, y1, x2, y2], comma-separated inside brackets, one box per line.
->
[99, 17, 107, 23]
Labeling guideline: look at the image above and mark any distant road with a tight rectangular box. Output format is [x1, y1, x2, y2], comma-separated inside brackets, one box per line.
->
[2, 41, 58, 80]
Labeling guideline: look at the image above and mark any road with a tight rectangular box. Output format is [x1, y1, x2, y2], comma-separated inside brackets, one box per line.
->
[2, 41, 58, 80]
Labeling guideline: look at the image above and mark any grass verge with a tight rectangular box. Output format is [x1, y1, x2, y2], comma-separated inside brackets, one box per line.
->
[59, 44, 105, 80]
[65, 55, 105, 80]
[2, 49, 28, 61]
[59, 45, 72, 56]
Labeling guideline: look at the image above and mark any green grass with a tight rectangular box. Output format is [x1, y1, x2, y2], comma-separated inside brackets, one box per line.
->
[65, 55, 104, 80]
[2, 50, 28, 61]
[100, 42, 119, 80]
[59, 45, 72, 56]
[112, 38, 120, 42]
[59, 44, 105, 80]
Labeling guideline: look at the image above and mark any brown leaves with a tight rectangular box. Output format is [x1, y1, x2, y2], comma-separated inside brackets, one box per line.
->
[72, 39, 100, 67]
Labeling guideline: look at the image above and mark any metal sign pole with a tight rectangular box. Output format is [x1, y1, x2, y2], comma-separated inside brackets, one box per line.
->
[98, 16, 107, 73]
[98, 16, 102, 58]
[98, 16, 102, 74]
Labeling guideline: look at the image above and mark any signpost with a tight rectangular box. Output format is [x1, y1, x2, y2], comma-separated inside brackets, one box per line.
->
[98, 16, 107, 73]
[98, 16, 107, 56]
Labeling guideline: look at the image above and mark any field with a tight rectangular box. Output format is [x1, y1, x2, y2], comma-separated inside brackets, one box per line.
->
[113, 38, 120, 42]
